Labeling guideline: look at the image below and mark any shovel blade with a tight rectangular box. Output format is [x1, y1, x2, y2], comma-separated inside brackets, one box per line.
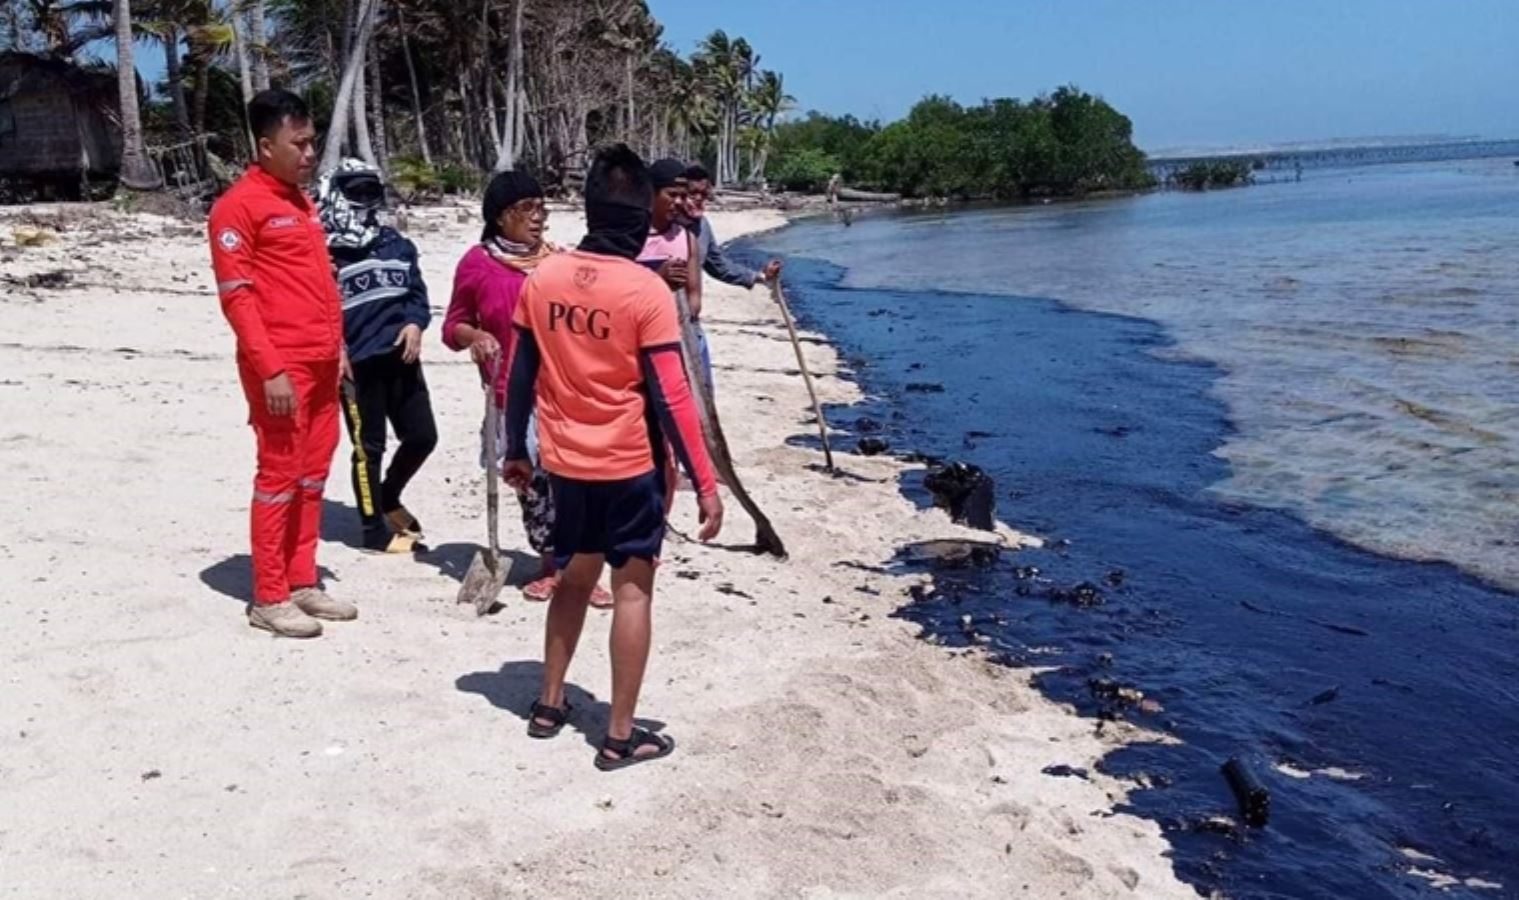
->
[457, 551, 508, 616]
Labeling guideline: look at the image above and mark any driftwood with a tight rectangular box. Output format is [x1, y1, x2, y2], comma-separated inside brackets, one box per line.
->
[671, 288, 787, 558]
[825, 174, 901, 204]
[835, 187, 902, 203]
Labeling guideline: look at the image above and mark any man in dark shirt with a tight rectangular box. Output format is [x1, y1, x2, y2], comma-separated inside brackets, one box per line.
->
[682, 164, 782, 290]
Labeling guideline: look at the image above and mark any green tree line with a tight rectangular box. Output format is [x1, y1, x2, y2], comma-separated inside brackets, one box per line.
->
[768, 87, 1157, 199]
[5, 1, 1157, 201]
[1, 0, 794, 192]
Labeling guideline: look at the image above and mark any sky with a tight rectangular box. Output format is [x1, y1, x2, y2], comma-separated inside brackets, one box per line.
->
[647, 0, 1519, 153]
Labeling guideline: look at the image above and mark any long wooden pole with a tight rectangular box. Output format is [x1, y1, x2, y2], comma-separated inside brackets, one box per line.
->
[770, 278, 834, 472]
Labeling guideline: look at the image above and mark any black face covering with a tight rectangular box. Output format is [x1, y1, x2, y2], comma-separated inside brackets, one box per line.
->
[578, 144, 654, 261]
[578, 197, 650, 260]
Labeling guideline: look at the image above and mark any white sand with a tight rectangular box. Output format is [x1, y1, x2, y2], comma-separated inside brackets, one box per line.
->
[0, 200, 1190, 897]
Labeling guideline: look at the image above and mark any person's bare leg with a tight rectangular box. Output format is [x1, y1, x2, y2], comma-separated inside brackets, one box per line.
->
[539, 553, 603, 716]
[606, 557, 658, 756]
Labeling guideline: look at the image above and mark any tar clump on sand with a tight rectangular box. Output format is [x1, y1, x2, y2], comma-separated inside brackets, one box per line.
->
[923, 461, 996, 530]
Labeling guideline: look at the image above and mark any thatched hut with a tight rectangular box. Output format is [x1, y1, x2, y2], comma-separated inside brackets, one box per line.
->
[0, 53, 122, 200]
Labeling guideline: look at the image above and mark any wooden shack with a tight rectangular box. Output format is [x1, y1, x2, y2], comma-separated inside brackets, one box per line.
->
[0, 53, 122, 200]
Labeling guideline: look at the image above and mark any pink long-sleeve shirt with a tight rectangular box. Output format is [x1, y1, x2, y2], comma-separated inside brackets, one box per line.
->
[442, 244, 526, 405]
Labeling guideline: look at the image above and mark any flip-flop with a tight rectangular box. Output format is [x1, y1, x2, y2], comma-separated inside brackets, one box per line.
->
[523, 577, 613, 608]
[594, 728, 675, 771]
[527, 700, 572, 739]
[362, 533, 420, 555]
[522, 575, 556, 603]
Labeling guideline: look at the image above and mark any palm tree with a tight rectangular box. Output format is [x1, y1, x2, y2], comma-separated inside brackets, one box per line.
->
[246, 0, 269, 89]
[667, 55, 714, 160]
[20, 0, 96, 54]
[38, 0, 790, 192]
[113, 0, 162, 188]
[491, 0, 526, 172]
[590, 0, 658, 151]
[66, 1, 190, 134]
[177, 2, 234, 138]
[318, 0, 379, 172]
[158, 22, 191, 133]
[695, 29, 742, 184]
[746, 69, 793, 184]
[395, 1, 434, 165]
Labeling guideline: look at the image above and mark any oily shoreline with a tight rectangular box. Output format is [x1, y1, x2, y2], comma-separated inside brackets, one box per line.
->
[745, 223, 1519, 897]
[0, 200, 1191, 898]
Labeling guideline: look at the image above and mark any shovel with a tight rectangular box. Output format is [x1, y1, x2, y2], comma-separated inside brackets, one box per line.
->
[457, 377, 508, 615]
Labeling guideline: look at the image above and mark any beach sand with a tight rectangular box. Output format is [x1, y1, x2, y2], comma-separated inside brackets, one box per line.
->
[0, 200, 1191, 898]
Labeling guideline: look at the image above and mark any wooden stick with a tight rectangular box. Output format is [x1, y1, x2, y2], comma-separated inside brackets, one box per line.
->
[672, 287, 787, 558]
[770, 278, 835, 472]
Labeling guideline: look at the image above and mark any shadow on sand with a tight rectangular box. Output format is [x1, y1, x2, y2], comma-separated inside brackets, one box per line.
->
[455, 660, 668, 753]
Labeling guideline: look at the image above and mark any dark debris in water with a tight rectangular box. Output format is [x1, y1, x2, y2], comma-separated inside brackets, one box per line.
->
[1167, 814, 1246, 843]
[856, 436, 890, 456]
[1050, 581, 1105, 607]
[1372, 677, 1416, 694]
[1239, 599, 1371, 638]
[898, 539, 1002, 570]
[923, 461, 996, 530]
[1221, 757, 1271, 828]
[1309, 686, 1341, 706]
[1089, 677, 1147, 709]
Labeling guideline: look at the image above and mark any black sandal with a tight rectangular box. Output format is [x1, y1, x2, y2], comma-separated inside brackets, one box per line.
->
[594, 727, 676, 771]
[527, 700, 572, 739]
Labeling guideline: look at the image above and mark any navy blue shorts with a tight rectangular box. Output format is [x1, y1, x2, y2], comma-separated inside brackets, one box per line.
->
[549, 470, 666, 570]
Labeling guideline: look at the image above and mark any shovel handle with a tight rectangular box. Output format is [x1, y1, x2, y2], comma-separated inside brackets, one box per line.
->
[483, 361, 502, 559]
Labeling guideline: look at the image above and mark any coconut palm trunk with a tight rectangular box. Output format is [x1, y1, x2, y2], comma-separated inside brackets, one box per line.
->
[351, 28, 377, 166]
[492, 0, 525, 171]
[368, 36, 390, 174]
[232, 12, 254, 106]
[231, 10, 255, 153]
[162, 25, 191, 135]
[319, 0, 380, 173]
[249, 0, 270, 90]
[114, 0, 162, 190]
[396, 5, 432, 166]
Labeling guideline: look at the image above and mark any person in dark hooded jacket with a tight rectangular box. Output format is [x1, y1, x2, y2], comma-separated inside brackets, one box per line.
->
[316, 159, 437, 555]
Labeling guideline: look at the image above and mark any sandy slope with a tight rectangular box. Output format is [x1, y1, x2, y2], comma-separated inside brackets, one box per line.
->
[0, 200, 1191, 898]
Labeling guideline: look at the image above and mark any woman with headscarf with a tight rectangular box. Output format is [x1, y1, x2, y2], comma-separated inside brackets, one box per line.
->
[442, 171, 611, 607]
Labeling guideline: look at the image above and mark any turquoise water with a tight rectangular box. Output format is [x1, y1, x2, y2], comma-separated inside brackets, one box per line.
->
[762, 158, 1519, 592]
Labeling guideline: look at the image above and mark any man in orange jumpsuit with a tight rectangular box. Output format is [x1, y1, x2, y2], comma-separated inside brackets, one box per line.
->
[208, 89, 357, 638]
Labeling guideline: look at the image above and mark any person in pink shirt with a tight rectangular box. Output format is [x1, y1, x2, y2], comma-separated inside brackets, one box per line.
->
[442, 171, 610, 607]
[637, 159, 705, 514]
